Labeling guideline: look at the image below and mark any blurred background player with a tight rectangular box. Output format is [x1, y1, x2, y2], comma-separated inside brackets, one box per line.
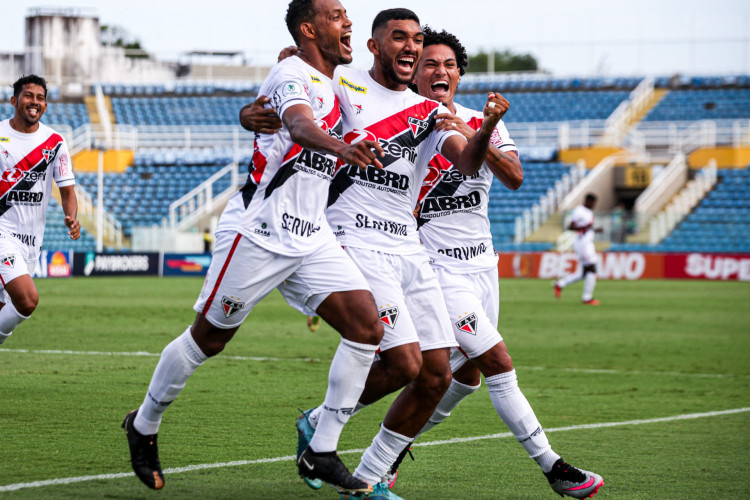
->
[554, 193, 601, 305]
[0, 74, 80, 347]
[384, 27, 603, 499]
[122, 0, 386, 495]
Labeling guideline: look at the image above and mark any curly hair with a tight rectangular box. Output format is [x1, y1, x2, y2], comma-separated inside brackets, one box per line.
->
[422, 26, 468, 76]
[12, 74, 47, 99]
[285, 0, 318, 45]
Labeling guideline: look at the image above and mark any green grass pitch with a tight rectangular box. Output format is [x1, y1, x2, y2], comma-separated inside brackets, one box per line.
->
[1, 277, 748, 499]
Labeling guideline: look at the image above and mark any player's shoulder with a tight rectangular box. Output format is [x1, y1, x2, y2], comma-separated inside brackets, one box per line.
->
[334, 66, 369, 95]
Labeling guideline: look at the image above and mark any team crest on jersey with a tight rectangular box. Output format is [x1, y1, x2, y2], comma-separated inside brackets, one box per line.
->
[316, 96, 324, 109]
[378, 306, 399, 329]
[0, 255, 15, 268]
[352, 104, 363, 114]
[221, 296, 245, 318]
[408, 116, 429, 138]
[42, 148, 56, 162]
[455, 313, 478, 335]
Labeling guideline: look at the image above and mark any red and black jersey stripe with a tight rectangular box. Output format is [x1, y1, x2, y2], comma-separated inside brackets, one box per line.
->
[0, 136, 62, 217]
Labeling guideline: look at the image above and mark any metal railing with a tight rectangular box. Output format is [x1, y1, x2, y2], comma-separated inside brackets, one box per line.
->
[74, 183, 123, 249]
[168, 161, 240, 230]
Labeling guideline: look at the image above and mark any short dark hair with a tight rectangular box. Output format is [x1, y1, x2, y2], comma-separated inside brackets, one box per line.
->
[585, 193, 598, 203]
[285, 0, 318, 46]
[422, 26, 468, 76]
[371, 8, 420, 36]
[13, 74, 47, 99]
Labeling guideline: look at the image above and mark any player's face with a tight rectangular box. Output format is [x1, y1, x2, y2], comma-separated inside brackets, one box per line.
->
[11, 84, 47, 128]
[374, 19, 423, 86]
[414, 44, 460, 105]
[313, 0, 353, 66]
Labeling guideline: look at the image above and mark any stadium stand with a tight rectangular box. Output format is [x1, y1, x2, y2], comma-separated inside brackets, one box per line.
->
[0, 101, 89, 129]
[609, 166, 750, 253]
[42, 198, 97, 252]
[643, 89, 750, 122]
[111, 96, 252, 126]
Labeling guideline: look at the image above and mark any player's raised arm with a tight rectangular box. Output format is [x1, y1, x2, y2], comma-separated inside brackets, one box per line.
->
[439, 92, 506, 176]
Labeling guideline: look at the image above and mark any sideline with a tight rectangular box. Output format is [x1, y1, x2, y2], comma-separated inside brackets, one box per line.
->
[1, 407, 748, 492]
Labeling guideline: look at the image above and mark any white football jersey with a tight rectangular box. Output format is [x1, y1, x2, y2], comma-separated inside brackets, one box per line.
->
[417, 102, 517, 273]
[218, 56, 342, 256]
[570, 204, 595, 243]
[0, 119, 74, 257]
[326, 67, 462, 255]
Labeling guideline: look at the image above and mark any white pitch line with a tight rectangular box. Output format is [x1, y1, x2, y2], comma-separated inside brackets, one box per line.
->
[0, 348, 741, 378]
[1, 407, 748, 493]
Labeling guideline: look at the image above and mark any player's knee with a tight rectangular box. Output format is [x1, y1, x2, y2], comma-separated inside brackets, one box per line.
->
[351, 311, 384, 346]
[382, 348, 422, 384]
[14, 293, 39, 317]
[416, 366, 452, 399]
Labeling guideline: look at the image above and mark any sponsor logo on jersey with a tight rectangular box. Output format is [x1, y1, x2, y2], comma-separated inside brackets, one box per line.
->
[355, 214, 408, 236]
[254, 222, 271, 237]
[281, 212, 321, 238]
[0, 137, 9, 142]
[344, 129, 376, 145]
[221, 295, 245, 318]
[295, 149, 337, 178]
[6, 191, 44, 204]
[455, 313, 478, 335]
[421, 190, 481, 216]
[342, 164, 410, 193]
[282, 81, 304, 97]
[339, 76, 367, 94]
[310, 75, 322, 84]
[378, 305, 399, 329]
[11, 233, 37, 246]
[0, 255, 15, 268]
[408, 116, 429, 137]
[438, 243, 489, 260]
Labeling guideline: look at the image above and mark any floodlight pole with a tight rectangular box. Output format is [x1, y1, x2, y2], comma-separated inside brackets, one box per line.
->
[96, 148, 104, 252]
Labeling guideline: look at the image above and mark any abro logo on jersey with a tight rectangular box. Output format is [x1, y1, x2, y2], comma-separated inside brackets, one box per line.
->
[421, 190, 481, 215]
[378, 306, 399, 329]
[295, 149, 336, 178]
[455, 313, 478, 335]
[342, 164, 410, 192]
[7, 191, 44, 204]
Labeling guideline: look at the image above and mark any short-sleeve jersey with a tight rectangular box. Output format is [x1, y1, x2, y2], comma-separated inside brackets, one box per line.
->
[326, 67, 462, 255]
[570, 204, 595, 243]
[417, 102, 517, 273]
[217, 56, 342, 256]
[0, 119, 74, 256]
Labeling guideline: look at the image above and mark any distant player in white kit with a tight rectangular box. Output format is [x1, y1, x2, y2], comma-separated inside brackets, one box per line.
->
[555, 193, 601, 305]
[122, 0, 386, 495]
[0, 74, 80, 347]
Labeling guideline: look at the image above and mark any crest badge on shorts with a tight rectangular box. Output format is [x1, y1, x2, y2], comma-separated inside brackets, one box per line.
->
[455, 313, 478, 335]
[1, 255, 15, 268]
[221, 296, 245, 318]
[378, 306, 399, 329]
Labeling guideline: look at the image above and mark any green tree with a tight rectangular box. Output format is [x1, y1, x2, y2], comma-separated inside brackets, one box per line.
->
[467, 50, 538, 73]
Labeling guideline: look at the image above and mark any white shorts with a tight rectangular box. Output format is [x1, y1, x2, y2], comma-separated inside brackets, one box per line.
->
[434, 266, 502, 359]
[0, 236, 36, 303]
[574, 237, 597, 266]
[344, 247, 456, 353]
[194, 231, 370, 328]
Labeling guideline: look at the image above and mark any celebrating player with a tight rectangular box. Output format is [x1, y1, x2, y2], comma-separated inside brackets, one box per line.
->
[0, 74, 80, 347]
[122, 0, 385, 495]
[392, 28, 603, 499]
[554, 193, 601, 305]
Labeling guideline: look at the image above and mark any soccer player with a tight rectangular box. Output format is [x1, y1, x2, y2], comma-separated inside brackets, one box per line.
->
[244, 9, 507, 500]
[122, 0, 386, 495]
[554, 193, 601, 305]
[0, 74, 80, 347]
[389, 27, 602, 498]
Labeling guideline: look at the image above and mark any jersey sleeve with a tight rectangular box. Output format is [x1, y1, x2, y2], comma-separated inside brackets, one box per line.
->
[267, 65, 313, 120]
[491, 120, 518, 154]
[53, 139, 75, 188]
[432, 103, 464, 155]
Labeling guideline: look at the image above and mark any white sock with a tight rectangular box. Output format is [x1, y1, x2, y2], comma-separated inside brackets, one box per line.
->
[582, 271, 597, 301]
[419, 378, 480, 436]
[0, 301, 29, 342]
[354, 425, 412, 485]
[556, 269, 583, 289]
[134, 327, 208, 435]
[310, 399, 369, 430]
[309, 338, 378, 453]
[485, 370, 560, 472]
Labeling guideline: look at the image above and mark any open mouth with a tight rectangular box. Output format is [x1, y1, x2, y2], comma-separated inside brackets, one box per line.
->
[396, 55, 415, 73]
[430, 80, 450, 95]
[27, 107, 40, 118]
[340, 31, 352, 53]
